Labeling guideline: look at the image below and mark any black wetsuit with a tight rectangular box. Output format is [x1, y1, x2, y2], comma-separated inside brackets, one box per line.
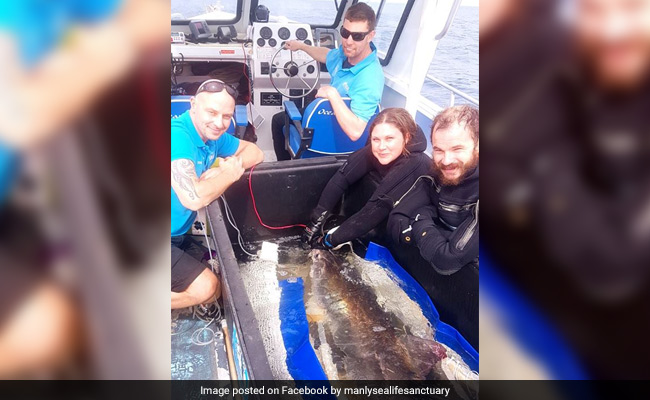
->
[388, 167, 479, 275]
[317, 126, 431, 247]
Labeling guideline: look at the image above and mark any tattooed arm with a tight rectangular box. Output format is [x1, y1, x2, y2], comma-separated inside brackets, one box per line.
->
[171, 157, 244, 211]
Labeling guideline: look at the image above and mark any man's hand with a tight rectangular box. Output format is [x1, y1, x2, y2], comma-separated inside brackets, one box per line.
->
[316, 85, 339, 100]
[284, 40, 305, 52]
[199, 157, 244, 183]
[234, 141, 264, 169]
[316, 85, 368, 141]
[285, 41, 329, 64]
[217, 156, 244, 183]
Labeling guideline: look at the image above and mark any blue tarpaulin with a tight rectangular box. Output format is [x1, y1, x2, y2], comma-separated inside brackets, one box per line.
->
[279, 278, 329, 381]
[365, 243, 479, 373]
[279, 278, 336, 400]
[278, 242, 479, 379]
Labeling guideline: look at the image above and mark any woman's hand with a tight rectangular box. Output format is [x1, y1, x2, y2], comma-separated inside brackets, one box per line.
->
[301, 208, 330, 248]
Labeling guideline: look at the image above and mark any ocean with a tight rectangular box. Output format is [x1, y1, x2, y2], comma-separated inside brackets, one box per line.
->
[171, 0, 479, 107]
[426, 5, 479, 106]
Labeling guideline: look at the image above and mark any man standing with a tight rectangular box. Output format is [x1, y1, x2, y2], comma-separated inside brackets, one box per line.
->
[272, 2, 385, 160]
[388, 105, 479, 274]
[171, 79, 264, 310]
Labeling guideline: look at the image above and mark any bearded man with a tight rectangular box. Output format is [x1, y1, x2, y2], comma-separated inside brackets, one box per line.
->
[388, 105, 479, 275]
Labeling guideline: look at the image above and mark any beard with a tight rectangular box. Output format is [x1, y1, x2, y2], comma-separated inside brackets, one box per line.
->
[579, 38, 650, 91]
[433, 151, 479, 186]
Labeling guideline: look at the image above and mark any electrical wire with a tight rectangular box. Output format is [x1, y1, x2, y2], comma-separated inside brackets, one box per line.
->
[248, 165, 307, 230]
[219, 196, 257, 257]
[191, 322, 217, 346]
[171, 296, 223, 346]
[190, 296, 224, 346]
[200, 218, 220, 273]
[179, 208, 225, 347]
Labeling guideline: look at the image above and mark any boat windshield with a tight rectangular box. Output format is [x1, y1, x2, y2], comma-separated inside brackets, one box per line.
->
[171, 0, 240, 23]
[171, 0, 342, 27]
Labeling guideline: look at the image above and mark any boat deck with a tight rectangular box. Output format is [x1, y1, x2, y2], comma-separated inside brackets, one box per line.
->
[171, 308, 230, 380]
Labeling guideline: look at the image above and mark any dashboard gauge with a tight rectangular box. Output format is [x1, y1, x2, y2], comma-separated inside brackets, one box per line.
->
[296, 28, 308, 41]
[278, 27, 291, 40]
[268, 38, 277, 47]
[304, 39, 312, 46]
[259, 26, 272, 39]
[256, 38, 266, 47]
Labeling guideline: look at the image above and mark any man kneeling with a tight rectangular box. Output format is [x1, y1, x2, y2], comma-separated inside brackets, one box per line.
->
[171, 79, 263, 310]
[388, 105, 479, 274]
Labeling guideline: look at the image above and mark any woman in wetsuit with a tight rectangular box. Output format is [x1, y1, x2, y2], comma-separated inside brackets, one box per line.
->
[303, 108, 431, 249]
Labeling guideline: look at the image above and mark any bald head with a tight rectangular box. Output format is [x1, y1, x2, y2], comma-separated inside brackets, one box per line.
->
[190, 90, 235, 142]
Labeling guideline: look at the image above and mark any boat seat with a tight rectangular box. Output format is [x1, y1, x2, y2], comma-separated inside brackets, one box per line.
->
[283, 98, 380, 159]
[171, 95, 248, 139]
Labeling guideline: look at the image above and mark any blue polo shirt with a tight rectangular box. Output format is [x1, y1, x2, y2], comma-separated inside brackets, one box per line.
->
[171, 110, 240, 237]
[325, 42, 384, 122]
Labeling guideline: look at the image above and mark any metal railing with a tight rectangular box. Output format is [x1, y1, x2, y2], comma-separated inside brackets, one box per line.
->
[425, 74, 479, 107]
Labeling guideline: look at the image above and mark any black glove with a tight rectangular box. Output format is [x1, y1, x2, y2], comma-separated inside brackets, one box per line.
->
[301, 206, 330, 247]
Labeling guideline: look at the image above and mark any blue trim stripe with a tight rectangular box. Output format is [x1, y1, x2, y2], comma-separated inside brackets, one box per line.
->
[480, 246, 589, 379]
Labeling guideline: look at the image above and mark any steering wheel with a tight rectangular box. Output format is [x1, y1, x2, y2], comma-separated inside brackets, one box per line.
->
[269, 45, 320, 99]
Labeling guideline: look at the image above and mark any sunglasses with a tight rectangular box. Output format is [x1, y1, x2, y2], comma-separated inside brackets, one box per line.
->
[340, 26, 371, 42]
[195, 79, 239, 100]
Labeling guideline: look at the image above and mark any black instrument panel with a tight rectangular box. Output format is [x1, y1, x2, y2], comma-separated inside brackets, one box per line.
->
[259, 26, 273, 39]
[296, 28, 308, 41]
[254, 24, 315, 49]
[278, 27, 291, 40]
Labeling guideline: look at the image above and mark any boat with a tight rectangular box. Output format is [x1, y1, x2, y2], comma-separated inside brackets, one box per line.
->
[170, 0, 479, 381]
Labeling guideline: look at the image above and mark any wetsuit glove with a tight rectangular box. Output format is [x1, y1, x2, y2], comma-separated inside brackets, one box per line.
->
[311, 234, 333, 250]
[312, 226, 340, 250]
[302, 206, 330, 247]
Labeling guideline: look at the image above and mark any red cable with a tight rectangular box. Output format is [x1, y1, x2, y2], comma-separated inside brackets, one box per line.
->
[248, 165, 306, 230]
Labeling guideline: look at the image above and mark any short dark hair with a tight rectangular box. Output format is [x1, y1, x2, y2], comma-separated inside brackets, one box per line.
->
[344, 2, 377, 31]
[431, 105, 479, 143]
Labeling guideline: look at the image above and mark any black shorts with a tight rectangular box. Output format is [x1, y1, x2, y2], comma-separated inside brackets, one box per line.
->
[171, 235, 210, 293]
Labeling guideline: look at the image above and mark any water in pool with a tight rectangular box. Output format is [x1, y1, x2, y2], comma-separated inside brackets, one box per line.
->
[239, 237, 478, 380]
